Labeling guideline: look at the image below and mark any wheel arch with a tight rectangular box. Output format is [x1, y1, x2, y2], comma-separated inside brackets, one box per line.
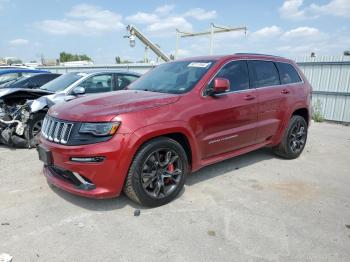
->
[130, 122, 199, 170]
[272, 106, 310, 146]
[292, 107, 310, 125]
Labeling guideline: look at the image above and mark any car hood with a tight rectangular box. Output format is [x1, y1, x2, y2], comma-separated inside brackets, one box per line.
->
[0, 88, 53, 99]
[48, 90, 181, 122]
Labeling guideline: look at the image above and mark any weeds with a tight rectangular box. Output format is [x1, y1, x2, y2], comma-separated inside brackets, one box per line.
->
[312, 99, 324, 122]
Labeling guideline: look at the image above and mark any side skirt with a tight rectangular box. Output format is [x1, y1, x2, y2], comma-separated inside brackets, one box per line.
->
[194, 141, 271, 172]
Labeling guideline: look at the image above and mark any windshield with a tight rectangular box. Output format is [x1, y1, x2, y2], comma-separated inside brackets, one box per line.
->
[0, 74, 31, 88]
[40, 72, 84, 92]
[0, 73, 21, 85]
[128, 60, 215, 94]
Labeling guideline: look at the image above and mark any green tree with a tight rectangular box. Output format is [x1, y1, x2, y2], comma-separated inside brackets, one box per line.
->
[59, 52, 92, 63]
[115, 56, 133, 64]
[7, 59, 22, 65]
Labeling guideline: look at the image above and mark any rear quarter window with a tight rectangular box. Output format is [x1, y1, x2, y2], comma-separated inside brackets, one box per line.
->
[276, 62, 302, 84]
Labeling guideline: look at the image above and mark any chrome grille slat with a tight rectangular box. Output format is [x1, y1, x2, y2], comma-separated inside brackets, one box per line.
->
[41, 116, 74, 145]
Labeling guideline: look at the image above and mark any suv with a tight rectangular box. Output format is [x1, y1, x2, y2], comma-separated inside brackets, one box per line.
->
[37, 54, 312, 206]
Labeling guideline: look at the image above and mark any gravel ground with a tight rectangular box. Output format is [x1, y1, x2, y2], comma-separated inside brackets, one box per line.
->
[0, 122, 350, 262]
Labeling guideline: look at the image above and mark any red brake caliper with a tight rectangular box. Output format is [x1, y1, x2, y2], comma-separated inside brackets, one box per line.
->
[167, 164, 174, 172]
[165, 164, 174, 185]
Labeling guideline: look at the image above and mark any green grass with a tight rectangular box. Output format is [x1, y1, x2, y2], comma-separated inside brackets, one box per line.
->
[312, 99, 324, 122]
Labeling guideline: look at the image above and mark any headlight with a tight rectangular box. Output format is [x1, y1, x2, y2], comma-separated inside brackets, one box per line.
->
[79, 122, 120, 136]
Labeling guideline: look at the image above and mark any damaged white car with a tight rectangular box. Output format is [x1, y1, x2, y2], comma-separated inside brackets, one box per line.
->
[0, 70, 140, 148]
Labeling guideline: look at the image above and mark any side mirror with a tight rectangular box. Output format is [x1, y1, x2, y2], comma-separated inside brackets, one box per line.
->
[72, 86, 86, 95]
[207, 78, 230, 96]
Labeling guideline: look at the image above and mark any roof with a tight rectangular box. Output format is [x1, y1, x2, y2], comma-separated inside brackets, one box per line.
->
[67, 69, 141, 76]
[177, 53, 292, 63]
[0, 68, 49, 75]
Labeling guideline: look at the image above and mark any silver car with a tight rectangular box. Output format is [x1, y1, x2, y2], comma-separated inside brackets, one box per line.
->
[0, 70, 140, 148]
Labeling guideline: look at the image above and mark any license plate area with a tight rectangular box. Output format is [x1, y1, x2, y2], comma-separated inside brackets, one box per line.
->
[37, 145, 53, 166]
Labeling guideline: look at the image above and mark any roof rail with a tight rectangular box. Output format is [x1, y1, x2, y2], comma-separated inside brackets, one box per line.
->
[234, 53, 285, 59]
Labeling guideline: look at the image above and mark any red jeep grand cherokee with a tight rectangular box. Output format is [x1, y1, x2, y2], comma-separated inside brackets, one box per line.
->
[37, 53, 312, 206]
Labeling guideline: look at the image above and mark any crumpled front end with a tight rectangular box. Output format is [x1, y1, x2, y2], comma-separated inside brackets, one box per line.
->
[0, 99, 37, 148]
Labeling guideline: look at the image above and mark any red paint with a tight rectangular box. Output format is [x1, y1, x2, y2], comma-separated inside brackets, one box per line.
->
[39, 54, 312, 198]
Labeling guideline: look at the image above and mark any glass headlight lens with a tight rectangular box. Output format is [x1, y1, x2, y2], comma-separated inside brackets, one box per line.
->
[79, 122, 120, 136]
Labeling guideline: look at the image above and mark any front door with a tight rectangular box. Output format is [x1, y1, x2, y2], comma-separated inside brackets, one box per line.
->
[197, 60, 258, 159]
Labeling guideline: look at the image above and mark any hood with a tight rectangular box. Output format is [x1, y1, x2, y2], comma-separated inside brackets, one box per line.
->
[48, 90, 181, 122]
[0, 88, 53, 100]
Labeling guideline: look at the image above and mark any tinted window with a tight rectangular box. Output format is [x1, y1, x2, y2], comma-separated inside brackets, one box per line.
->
[248, 61, 280, 88]
[209, 60, 249, 92]
[80, 74, 113, 94]
[34, 74, 60, 86]
[276, 62, 302, 84]
[129, 60, 215, 94]
[40, 72, 84, 92]
[116, 74, 139, 90]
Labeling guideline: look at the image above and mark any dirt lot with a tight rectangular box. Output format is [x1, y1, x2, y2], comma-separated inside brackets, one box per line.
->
[0, 122, 349, 261]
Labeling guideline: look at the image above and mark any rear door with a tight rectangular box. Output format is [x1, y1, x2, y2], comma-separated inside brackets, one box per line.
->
[248, 60, 288, 143]
[198, 60, 258, 159]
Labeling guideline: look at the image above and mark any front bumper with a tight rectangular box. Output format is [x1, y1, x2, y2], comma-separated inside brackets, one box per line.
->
[39, 133, 133, 199]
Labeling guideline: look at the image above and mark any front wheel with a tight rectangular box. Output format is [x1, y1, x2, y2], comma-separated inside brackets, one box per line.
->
[123, 137, 189, 207]
[272, 115, 308, 159]
[25, 112, 46, 144]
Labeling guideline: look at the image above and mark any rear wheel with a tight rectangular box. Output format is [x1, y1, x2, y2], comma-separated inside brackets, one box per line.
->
[123, 137, 189, 207]
[273, 115, 308, 159]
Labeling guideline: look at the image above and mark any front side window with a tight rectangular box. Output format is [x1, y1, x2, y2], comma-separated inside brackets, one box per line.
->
[248, 61, 280, 88]
[208, 60, 249, 92]
[276, 62, 302, 84]
[80, 74, 113, 94]
[129, 60, 215, 94]
[116, 74, 139, 90]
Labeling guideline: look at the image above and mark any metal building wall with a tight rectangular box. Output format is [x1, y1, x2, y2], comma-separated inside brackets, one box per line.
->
[39, 56, 350, 123]
[295, 56, 350, 123]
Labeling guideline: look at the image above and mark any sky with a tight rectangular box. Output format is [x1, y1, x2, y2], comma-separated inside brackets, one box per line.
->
[0, 0, 349, 63]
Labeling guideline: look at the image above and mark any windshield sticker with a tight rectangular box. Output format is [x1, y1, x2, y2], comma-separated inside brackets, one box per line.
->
[187, 62, 211, 68]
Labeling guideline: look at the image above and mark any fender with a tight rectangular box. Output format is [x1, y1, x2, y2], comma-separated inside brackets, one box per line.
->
[127, 120, 201, 171]
[272, 103, 309, 145]
[30, 96, 49, 113]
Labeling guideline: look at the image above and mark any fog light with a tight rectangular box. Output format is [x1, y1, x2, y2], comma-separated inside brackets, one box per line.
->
[70, 156, 105, 163]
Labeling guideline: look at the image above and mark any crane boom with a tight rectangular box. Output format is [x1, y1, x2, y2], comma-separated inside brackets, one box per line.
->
[126, 25, 170, 62]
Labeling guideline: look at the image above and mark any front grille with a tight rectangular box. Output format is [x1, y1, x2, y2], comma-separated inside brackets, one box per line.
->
[41, 116, 74, 144]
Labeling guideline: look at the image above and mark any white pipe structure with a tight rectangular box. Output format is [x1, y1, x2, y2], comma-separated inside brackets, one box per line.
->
[126, 25, 170, 62]
[176, 23, 247, 58]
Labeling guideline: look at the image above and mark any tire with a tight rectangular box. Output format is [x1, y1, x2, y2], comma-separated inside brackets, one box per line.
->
[25, 112, 46, 143]
[123, 137, 189, 207]
[272, 115, 308, 159]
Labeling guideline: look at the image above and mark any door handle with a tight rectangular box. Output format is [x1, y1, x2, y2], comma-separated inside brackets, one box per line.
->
[281, 89, 290, 94]
[244, 94, 256, 101]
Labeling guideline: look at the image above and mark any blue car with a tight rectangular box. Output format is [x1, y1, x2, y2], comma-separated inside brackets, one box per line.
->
[0, 69, 49, 86]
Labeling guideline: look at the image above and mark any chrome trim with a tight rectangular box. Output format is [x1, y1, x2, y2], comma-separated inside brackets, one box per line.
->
[41, 116, 74, 145]
[72, 172, 96, 190]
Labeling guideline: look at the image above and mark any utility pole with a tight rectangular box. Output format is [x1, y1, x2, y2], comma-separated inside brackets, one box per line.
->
[176, 23, 247, 58]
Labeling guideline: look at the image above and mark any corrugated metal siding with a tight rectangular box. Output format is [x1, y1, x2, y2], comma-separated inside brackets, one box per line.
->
[39, 56, 350, 123]
[295, 56, 350, 122]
